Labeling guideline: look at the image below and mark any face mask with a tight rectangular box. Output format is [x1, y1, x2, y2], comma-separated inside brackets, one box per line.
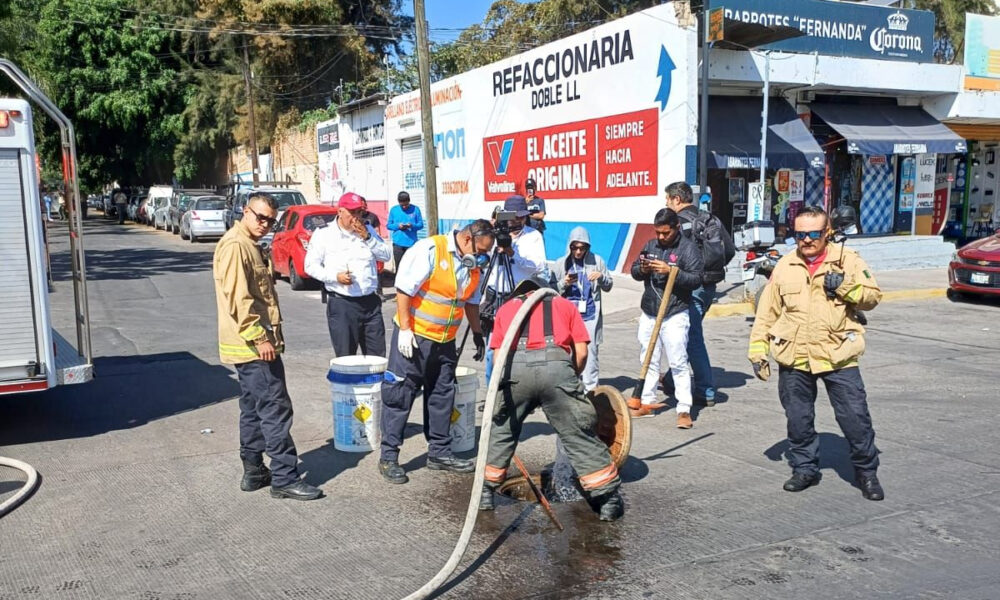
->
[461, 252, 490, 270]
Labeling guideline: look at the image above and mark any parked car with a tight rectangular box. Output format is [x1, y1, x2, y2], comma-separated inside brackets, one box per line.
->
[127, 194, 146, 221]
[949, 232, 1000, 299]
[225, 186, 307, 232]
[146, 186, 173, 226]
[181, 196, 228, 243]
[270, 204, 338, 290]
[136, 197, 151, 224]
[169, 190, 212, 234]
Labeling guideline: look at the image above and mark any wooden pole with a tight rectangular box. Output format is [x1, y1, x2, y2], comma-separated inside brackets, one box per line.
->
[414, 0, 438, 234]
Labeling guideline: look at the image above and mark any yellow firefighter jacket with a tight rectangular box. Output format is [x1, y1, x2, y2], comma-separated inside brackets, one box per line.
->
[213, 221, 284, 364]
[748, 245, 881, 374]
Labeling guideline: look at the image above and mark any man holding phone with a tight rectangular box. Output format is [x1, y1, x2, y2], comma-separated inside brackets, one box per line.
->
[305, 192, 391, 357]
[630, 208, 704, 427]
[551, 226, 613, 392]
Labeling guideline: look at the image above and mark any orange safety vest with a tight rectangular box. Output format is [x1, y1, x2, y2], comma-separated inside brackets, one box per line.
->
[403, 235, 480, 343]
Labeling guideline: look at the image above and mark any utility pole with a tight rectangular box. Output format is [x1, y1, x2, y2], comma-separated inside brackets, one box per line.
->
[414, 0, 438, 235]
[698, 4, 710, 199]
[242, 40, 260, 186]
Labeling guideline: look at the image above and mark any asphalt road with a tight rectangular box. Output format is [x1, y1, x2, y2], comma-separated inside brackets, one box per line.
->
[2, 215, 1000, 600]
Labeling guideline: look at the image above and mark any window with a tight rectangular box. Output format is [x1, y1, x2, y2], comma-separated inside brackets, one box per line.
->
[195, 198, 226, 210]
[287, 213, 301, 231]
[354, 146, 385, 160]
[303, 213, 337, 232]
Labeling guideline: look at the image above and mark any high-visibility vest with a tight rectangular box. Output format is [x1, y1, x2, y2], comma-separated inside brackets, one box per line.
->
[405, 235, 480, 343]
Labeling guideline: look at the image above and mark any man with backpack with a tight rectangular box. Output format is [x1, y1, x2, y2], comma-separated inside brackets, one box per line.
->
[664, 182, 736, 407]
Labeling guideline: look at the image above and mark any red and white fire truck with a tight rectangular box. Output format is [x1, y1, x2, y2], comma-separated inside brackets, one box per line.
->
[0, 59, 92, 395]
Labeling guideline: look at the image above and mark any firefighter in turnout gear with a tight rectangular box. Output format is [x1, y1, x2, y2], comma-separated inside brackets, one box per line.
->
[748, 206, 885, 501]
[479, 276, 624, 522]
[378, 220, 495, 484]
[213, 193, 322, 501]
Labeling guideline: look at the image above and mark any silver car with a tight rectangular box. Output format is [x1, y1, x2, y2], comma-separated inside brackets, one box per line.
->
[181, 196, 228, 242]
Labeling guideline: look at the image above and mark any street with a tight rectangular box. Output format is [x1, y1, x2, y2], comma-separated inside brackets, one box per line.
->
[2, 217, 1000, 600]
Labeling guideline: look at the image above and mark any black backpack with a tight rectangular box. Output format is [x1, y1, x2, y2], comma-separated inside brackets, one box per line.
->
[682, 209, 736, 285]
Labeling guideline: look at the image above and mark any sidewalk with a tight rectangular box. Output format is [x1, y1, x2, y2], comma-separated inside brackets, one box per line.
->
[599, 266, 948, 321]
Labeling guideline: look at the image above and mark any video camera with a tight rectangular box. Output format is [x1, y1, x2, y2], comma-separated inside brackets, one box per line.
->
[492, 209, 520, 249]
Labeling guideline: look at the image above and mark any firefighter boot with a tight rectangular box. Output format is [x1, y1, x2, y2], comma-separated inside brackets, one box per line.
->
[240, 458, 271, 492]
[591, 490, 625, 522]
[479, 485, 496, 511]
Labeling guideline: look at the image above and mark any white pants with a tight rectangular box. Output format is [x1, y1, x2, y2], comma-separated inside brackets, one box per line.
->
[581, 317, 599, 392]
[637, 311, 692, 413]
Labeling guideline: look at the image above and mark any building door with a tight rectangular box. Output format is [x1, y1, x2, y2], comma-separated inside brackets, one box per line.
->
[400, 137, 428, 239]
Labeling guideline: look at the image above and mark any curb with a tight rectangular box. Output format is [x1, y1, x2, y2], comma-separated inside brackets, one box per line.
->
[703, 287, 949, 320]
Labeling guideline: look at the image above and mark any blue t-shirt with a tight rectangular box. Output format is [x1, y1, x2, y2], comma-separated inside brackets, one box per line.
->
[387, 204, 424, 248]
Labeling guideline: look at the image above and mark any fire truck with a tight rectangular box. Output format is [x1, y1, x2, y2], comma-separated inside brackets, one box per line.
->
[0, 59, 92, 395]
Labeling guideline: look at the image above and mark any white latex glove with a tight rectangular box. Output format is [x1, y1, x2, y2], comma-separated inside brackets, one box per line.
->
[397, 328, 417, 359]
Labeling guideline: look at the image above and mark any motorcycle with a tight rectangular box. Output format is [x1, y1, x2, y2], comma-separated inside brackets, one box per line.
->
[734, 220, 790, 309]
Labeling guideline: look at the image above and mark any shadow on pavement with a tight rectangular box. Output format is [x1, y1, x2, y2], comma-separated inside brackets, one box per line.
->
[763, 433, 858, 486]
[298, 440, 367, 487]
[0, 352, 241, 445]
[49, 247, 215, 281]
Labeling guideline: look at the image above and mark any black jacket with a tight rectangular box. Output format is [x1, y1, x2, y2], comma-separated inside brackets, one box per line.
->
[630, 234, 704, 319]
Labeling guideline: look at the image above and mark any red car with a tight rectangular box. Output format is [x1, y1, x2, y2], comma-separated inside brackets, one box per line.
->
[270, 205, 338, 290]
[948, 232, 1000, 298]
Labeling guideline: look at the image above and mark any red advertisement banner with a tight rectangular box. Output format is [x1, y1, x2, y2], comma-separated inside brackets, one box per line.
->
[482, 108, 659, 200]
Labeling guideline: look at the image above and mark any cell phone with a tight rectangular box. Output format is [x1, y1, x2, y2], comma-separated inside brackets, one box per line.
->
[567, 272, 579, 282]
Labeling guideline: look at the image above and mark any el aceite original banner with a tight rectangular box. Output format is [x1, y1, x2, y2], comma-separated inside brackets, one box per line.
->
[482, 107, 659, 201]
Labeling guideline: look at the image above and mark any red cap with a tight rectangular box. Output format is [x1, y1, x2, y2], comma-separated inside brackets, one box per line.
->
[338, 192, 365, 210]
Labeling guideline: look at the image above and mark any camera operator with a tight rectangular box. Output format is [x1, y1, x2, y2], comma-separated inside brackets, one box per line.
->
[481, 195, 547, 381]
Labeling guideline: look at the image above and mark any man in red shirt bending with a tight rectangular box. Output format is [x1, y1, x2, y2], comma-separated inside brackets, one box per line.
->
[479, 276, 624, 521]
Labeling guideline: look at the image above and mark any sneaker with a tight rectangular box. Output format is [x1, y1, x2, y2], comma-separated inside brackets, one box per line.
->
[676, 412, 693, 429]
[783, 472, 821, 492]
[857, 474, 884, 501]
[427, 455, 476, 473]
[694, 396, 716, 408]
[378, 459, 409, 484]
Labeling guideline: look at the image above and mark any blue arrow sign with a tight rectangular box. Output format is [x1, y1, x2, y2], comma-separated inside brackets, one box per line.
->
[655, 45, 675, 111]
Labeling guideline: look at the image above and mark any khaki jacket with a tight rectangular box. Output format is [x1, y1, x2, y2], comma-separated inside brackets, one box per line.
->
[213, 221, 284, 364]
[748, 245, 881, 374]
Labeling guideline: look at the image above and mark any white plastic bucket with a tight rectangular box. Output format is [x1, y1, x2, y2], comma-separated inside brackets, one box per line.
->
[328, 356, 388, 452]
[450, 367, 480, 453]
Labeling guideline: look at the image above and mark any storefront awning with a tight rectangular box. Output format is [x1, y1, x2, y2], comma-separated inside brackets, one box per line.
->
[707, 97, 824, 171]
[811, 103, 968, 155]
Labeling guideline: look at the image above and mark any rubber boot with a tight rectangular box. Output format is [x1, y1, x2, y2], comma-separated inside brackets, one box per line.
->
[589, 490, 625, 522]
[240, 459, 272, 492]
[479, 485, 496, 511]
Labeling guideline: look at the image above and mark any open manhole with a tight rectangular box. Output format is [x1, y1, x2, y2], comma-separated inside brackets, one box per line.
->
[496, 385, 632, 503]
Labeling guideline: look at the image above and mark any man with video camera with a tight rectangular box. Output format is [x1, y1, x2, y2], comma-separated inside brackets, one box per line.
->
[480, 195, 548, 381]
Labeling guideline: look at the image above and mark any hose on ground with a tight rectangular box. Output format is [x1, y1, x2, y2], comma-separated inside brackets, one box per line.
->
[402, 288, 556, 600]
[0, 457, 40, 518]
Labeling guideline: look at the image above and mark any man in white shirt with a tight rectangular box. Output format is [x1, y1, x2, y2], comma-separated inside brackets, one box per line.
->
[304, 192, 391, 357]
[483, 194, 547, 381]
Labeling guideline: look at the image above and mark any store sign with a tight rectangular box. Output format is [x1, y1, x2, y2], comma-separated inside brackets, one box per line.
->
[788, 171, 804, 203]
[932, 173, 950, 234]
[914, 153, 936, 212]
[317, 123, 340, 153]
[710, 0, 934, 63]
[482, 108, 658, 200]
[748, 181, 771, 222]
[964, 14, 1000, 91]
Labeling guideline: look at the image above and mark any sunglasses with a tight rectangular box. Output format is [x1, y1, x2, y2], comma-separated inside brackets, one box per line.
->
[570, 244, 589, 252]
[794, 230, 825, 241]
[247, 205, 277, 227]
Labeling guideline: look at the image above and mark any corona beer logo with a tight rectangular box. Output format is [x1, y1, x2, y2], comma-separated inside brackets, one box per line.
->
[887, 11, 909, 32]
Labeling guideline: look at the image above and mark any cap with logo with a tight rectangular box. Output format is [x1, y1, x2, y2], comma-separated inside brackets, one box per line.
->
[338, 192, 365, 210]
[525, 177, 536, 192]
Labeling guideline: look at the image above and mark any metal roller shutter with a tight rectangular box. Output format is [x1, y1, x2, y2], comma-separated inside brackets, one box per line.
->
[0, 149, 40, 377]
[401, 137, 428, 240]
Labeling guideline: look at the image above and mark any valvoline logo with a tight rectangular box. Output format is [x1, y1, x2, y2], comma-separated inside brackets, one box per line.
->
[486, 138, 514, 176]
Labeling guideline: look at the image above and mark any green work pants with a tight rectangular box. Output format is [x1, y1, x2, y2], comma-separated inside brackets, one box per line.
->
[486, 348, 620, 497]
